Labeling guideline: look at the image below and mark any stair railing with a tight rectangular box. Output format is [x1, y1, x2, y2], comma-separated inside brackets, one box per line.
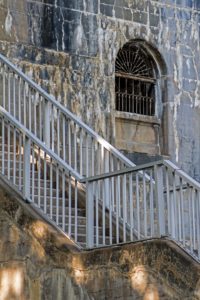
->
[83, 159, 200, 261]
[0, 53, 135, 179]
[1, 54, 200, 261]
[0, 106, 87, 245]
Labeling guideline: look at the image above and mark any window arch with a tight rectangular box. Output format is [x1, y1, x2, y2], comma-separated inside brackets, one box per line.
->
[115, 42, 157, 116]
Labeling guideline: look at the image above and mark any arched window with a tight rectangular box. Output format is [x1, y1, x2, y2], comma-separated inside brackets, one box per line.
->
[115, 42, 156, 116]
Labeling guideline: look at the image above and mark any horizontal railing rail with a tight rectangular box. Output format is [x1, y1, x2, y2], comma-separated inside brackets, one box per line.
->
[81, 160, 164, 183]
[0, 53, 135, 178]
[84, 159, 200, 261]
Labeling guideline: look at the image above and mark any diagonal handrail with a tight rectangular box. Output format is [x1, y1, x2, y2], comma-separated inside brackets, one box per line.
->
[0, 106, 82, 181]
[0, 106, 88, 246]
[0, 53, 135, 179]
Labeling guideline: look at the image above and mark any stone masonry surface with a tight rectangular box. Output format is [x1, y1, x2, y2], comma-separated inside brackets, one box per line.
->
[0, 180, 200, 299]
[0, 0, 200, 180]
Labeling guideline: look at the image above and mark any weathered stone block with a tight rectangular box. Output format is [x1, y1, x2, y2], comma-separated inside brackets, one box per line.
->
[132, 11, 148, 24]
[100, 3, 113, 17]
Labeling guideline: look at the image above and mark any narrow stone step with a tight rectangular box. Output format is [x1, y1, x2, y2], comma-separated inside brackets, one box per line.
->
[70, 233, 116, 244]
[50, 215, 86, 226]
[39, 205, 85, 216]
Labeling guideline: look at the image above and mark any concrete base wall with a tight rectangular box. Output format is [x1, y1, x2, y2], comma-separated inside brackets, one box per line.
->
[0, 181, 200, 299]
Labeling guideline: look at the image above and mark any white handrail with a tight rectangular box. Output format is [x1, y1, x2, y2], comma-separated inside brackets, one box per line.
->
[85, 159, 200, 261]
[0, 107, 86, 246]
[0, 106, 82, 181]
[0, 53, 135, 176]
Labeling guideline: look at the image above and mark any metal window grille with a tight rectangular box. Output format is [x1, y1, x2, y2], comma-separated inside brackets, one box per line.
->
[115, 44, 156, 116]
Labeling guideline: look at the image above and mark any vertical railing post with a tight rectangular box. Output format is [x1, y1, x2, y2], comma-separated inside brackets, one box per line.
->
[86, 181, 94, 248]
[154, 164, 165, 236]
[23, 135, 31, 201]
[105, 150, 109, 207]
[44, 99, 50, 147]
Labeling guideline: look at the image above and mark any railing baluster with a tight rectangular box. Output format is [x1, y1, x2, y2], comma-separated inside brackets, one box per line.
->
[109, 178, 112, 245]
[44, 100, 50, 147]
[91, 138, 94, 176]
[62, 116, 66, 161]
[13, 73, 16, 117]
[165, 167, 171, 235]
[18, 77, 21, 123]
[44, 153, 47, 214]
[39, 96, 42, 140]
[129, 173, 133, 240]
[79, 128, 83, 176]
[189, 187, 193, 252]
[56, 165, 59, 225]
[68, 120, 71, 166]
[19, 133, 22, 191]
[86, 181, 94, 248]
[101, 144, 104, 174]
[75, 179, 78, 242]
[57, 109, 60, 156]
[68, 174, 72, 237]
[23, 136, 30, 200]
[34, 95, 37, 135]
[105, 150, 109, 207]
[192, 188, 196, 251]
[28, 88, 32, 131]
[103, 179, 106, 245]
[38, 148, 41, 208]
[136, 173, 140, 239]
[117, 161, 121, 218]
[3, 66, 5, 108]
[111, 156, 115, 210]
[116, 175, 120, 243]
[51, 104, 54, 151]
[7, 122, 10, 180]
[197, 190, 200, 259]
[177, 177, 182, 241]
[172, 172, 178, 239]
[180, 178, 185, 247]
[8, 71, 11, 113]
[86, 133, 89, 177]
[50, 158, 53, 219]
[31, 145, 35, 202]
[23, 81, 26, 127]
[13, 127, 16, 185]
[154, 165, 165, 236]
[95, 182, 99, 246]
[123, 174, 127, 242]
[2, 118, 5, 175]
[143, 171, 147, 237]
[150, 169, 154, 236]
[62, 171, 66, 232]
[74, 123, 77, 171]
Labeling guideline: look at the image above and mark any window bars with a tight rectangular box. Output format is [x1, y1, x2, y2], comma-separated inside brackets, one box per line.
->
[115, 44, 156, 116]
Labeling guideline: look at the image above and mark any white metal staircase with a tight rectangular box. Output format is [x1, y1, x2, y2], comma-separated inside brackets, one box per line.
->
[0, 53, 200, 262]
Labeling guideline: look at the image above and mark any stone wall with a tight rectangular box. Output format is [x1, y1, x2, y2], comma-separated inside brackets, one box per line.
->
[0, 181, 200, 299]
[0, 0, 200, 180]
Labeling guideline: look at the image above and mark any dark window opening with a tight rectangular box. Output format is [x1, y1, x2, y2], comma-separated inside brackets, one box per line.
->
[115, 43, 156, 116]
